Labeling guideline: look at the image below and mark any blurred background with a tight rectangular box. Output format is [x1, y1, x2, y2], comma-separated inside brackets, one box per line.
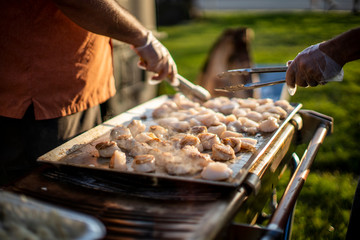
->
[108, 1, 360, 239]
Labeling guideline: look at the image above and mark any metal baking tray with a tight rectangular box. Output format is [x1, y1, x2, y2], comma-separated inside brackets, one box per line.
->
[0, 190, 106, 240]
[38, 95, 302, 188]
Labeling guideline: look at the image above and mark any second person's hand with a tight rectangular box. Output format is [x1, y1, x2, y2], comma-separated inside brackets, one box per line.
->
[285, 43, 343, 95]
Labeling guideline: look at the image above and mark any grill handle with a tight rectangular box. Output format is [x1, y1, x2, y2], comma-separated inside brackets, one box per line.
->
[261, 111, 333, 240]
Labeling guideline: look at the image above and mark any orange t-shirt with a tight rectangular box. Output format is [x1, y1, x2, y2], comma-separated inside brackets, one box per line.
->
[0, 1, 116, 120]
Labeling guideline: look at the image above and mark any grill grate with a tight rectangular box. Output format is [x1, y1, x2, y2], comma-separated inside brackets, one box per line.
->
[42, 167, 226, 201]
[8, 166, 230, 240]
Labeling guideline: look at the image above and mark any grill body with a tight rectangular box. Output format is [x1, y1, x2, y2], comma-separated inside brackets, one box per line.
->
[4, 103, 333, 240]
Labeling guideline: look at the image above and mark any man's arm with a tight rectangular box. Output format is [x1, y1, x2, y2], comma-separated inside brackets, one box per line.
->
[320, 27, 360, 66]
[52, 0, 148, 47]
[52, 0, 178, 84]
[285, 27, 360, 93]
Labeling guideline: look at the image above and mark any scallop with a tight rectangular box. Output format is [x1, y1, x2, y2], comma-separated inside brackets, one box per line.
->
[149, 125, 169, 139]
[110, 125, 131, 140]
[220, 131, 243, 139]
[201, 162, 233, 181]
[259, 117, 279, 132]
[190, 126, 208, 135]
[222, 137, 242, 153]
[128, 119, 146, 137]
[211, 143, 235, 161]
[179, 135, 203, 152]
[239, 138, 257, 152]
[246, 111, 263, 122]
[95, 141, 120, 158]
[132, 154, 156, 173]
[207, 124, 226, 137]
[109, 150, 127, 170]
[198, 133, 221, 150]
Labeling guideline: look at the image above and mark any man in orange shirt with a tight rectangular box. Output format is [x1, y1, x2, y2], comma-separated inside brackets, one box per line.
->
[0, 0, 178, 184]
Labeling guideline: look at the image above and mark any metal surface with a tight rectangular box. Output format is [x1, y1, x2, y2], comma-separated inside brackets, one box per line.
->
[217, 66, 288, 78]
[215, 79, 286, 92]
[216, 66, 288, 92]
[38, 95, 302, 188]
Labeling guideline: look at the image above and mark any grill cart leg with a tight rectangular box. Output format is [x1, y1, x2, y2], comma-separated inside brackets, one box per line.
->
[254, 153, 300, 240]
[283, 153, 300, 240]
[261, 110, 333, 240]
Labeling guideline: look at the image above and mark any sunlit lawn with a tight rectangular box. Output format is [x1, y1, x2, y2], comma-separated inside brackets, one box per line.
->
[158, 11, 360, 239]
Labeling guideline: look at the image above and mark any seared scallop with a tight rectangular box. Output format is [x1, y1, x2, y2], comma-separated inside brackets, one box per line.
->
[96, 141, 120, 158]
[220, 131, 243, 139]
[128, 119, 146, 137]
[198, 133, 221, 151]
[109, 150, 127, 171]
[132, 154, 156, 173]
[190, 126, 208, 135]
[211, 143, 235, 161]
[207, 124, 226, 137]
[149, 125, 169, 139]
[222, 137, 242, 153]
[201, 162, 233, 181]
[259, 117, 279, 132]
[110, 125, 132, 140]
[179, 135, 203, 151]
[239, 138, 257, 152]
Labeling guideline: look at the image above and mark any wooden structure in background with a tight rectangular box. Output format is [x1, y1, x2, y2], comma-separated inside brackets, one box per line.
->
[198, 27, 260, 99]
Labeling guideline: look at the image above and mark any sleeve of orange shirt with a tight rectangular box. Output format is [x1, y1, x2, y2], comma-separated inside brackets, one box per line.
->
[52, 0, 178, 85]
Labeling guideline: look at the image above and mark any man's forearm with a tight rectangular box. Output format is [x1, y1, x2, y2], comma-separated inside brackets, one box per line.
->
[320, 27, 360, 66]
[52, 0, 148, 47]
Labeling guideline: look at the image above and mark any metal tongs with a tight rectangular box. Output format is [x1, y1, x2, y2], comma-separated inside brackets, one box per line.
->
[215, 66, 288, 92]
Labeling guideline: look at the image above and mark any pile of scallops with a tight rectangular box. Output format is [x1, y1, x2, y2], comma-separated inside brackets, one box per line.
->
[95, 94, 294, 181]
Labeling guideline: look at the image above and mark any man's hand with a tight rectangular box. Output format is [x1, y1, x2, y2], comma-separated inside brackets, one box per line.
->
[286, 43, 343, 95]
[133, 32, 179, 86]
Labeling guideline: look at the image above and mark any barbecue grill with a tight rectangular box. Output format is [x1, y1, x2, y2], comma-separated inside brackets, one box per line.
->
[3, 95, 333, 240]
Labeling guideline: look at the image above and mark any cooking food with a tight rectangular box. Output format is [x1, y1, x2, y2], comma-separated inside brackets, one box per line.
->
[110, 124, 131, 140]
[201, 162, 233, 181]
[211, 143, 235, 161]
[132, 154, 156, 173]
[222, 137, 242, 153]
[238, 137, 257, 152]
[220, 130, 243, 139]
[208, 124, 226, 137]
[179, 134, 203, 151]
[95, 141, 120, 158]
[109, 150, 127, 170]
[259, 117, 280, 133]
[149, 125, 169, 139]
[128, 119, 146, 137]
[198, 133, 222, 150]
[95, 93, 294, 181]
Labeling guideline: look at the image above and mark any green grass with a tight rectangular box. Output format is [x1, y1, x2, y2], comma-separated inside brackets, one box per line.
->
[158, 11, 360, 239]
